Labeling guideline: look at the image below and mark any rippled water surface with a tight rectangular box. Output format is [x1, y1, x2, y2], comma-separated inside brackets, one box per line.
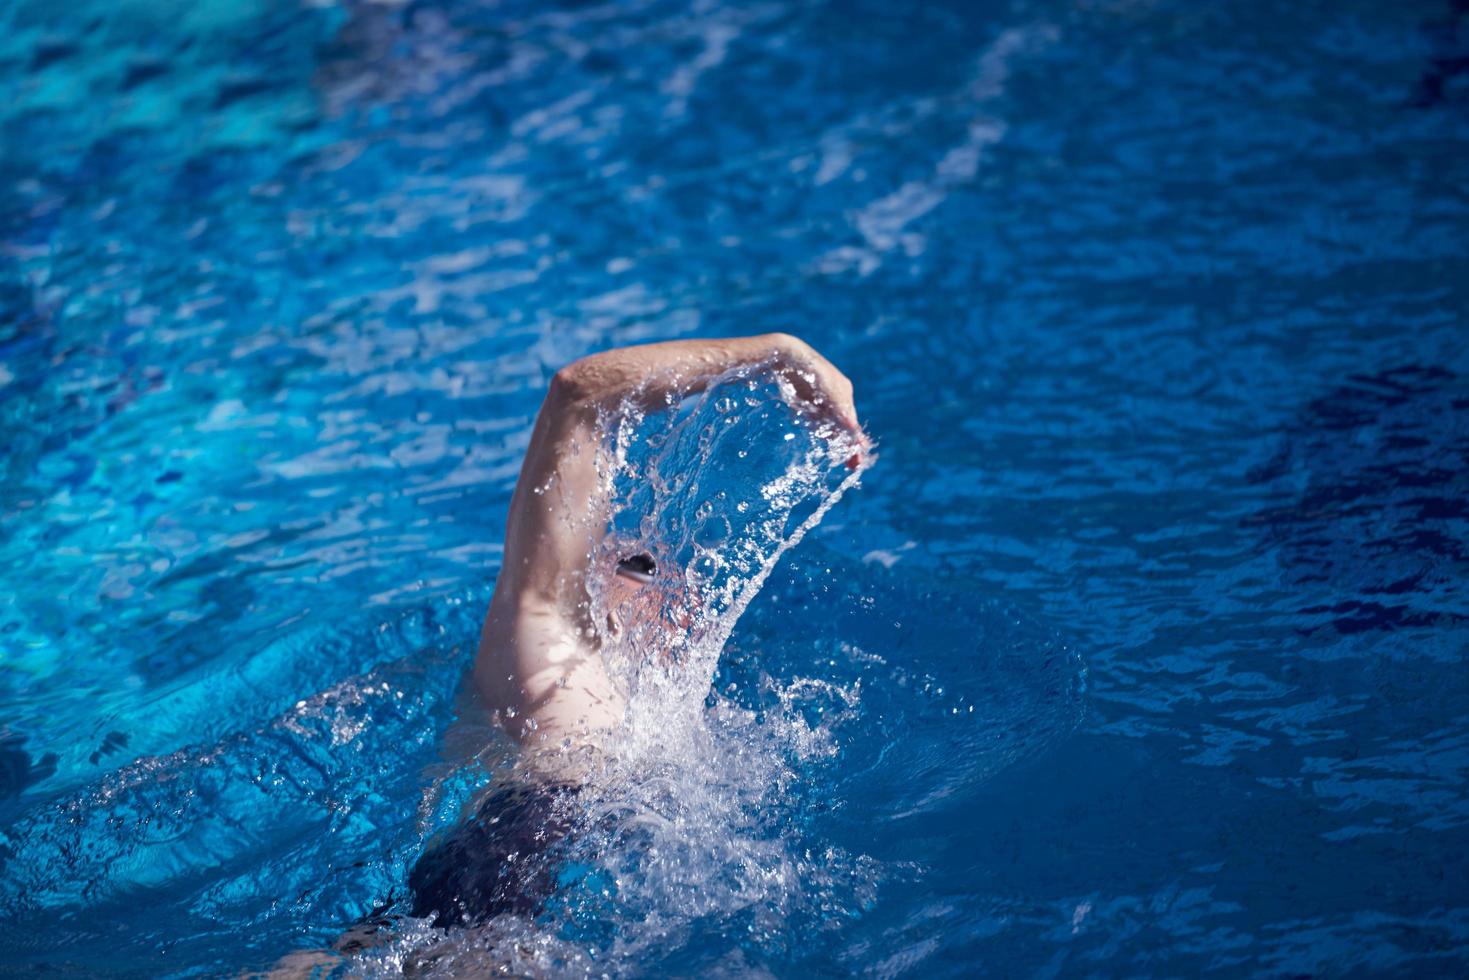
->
[3, 0, 1468, 975]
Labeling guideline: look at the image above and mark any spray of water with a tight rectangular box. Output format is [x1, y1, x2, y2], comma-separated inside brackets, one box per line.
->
[590, 365, 867, 760]
[377, 367, 875, 976]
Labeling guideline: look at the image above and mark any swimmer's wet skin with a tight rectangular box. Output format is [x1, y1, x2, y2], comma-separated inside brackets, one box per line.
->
[414, 334, 866, 928]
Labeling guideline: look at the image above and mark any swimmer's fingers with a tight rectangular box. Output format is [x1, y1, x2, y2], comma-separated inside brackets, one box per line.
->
[780, 372, 861, 437]
[771, 337, 861, 430]
[765, 337, 873, 470]
[825, 408, 872, 471]
[783, 376, 871, 470]
[843, 428, 875, 470]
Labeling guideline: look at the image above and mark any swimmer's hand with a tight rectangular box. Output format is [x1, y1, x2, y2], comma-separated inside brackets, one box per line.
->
[769, 334, 871, 469]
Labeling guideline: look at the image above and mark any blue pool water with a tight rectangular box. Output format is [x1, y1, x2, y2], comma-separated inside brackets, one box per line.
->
[3, 0, 1469, 974]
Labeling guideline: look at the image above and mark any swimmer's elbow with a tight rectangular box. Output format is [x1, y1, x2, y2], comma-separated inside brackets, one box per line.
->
[549, 354, 629, 411]
[548, 362, 592, 405]
[553, 348, 637, 403]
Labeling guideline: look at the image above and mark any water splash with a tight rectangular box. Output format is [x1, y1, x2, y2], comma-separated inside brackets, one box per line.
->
[579, 371, 873, 960]
[364, 372, 876, 977]
[589, 366, 869, 760]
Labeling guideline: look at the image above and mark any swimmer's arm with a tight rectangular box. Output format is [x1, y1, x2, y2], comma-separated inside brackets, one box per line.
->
[473, 371, 623, 741]
[476, 334, 864, 743]
[550, 333, 864, 434]
[492, 375, 606, 609]
[496, 333, 863, 607]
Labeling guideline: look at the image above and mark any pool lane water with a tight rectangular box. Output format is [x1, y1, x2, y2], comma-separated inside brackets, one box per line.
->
[2, 0, 1469, 974]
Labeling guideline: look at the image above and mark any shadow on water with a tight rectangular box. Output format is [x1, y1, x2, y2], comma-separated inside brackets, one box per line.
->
[1246, 365, 1469, 636]
[1411, 0, 1469, 107]
[0, 730, 58, 825]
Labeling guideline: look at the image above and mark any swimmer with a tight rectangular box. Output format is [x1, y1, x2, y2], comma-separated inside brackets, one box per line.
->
[269, 335, 866, 969]
[411, 333, 866, 927]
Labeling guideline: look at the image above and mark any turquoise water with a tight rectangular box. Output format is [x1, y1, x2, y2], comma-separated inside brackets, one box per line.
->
[2, 0, 1468, 974]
